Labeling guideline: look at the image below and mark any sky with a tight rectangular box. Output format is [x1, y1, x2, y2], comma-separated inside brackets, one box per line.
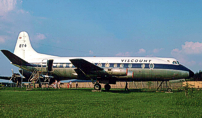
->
[0, 0, 202, 76]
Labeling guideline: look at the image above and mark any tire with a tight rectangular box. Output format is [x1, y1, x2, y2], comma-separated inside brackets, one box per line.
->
[104, 84, 111, 91]
[167, 88, 172, 92]
[94, 83, 101, 90]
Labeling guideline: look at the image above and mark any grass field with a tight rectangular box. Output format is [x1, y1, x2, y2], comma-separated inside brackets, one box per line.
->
[1, 88, 202, 117]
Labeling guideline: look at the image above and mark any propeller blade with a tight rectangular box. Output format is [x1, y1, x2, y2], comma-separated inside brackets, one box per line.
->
[11, 69, 14, 74]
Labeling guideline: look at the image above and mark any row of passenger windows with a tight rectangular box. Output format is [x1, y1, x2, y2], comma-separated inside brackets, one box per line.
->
[50, 63, 155, 69]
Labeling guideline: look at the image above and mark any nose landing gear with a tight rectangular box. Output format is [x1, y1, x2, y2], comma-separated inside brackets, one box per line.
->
[157, 81, 172, 92]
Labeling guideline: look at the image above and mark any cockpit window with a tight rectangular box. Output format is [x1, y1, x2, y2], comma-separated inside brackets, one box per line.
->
[173, 61, 176, 64]
[172, 61, 179, 65]
[177, 61, 179, 64]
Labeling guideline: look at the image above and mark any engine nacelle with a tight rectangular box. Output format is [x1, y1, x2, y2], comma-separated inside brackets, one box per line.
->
[126, 71, 134, 78]
[104, 68, 128, 76]
[116, 71, 134, 78]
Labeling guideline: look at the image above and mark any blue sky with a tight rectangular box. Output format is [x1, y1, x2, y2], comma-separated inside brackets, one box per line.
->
[0, 0, 202, 76]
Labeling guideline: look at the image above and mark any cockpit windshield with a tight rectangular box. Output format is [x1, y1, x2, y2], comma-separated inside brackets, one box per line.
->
[172, 61, 180, 65]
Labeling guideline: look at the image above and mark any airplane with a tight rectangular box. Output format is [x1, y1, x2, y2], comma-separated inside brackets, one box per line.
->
[1, 31, 194, 91]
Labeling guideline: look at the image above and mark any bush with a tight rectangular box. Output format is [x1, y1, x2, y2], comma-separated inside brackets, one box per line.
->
[183, 82, 194, 97]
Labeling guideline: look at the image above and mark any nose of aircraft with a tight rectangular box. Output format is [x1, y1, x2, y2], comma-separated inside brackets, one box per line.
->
[189, 70, 194, 78]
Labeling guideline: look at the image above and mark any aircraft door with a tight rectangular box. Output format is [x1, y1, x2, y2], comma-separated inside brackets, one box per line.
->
[47, 59, 54, 72]
[41, 59, 54, 72]
[41, 59, 49, 72]
[41, 59, 47, 72]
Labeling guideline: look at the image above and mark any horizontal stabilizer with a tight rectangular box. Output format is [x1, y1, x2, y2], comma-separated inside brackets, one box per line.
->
[1, 50, 32, 66]
[0, 76, 11, 80]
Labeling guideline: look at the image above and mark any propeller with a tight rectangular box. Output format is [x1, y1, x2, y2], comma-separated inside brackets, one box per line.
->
[9, 69, 22, 87]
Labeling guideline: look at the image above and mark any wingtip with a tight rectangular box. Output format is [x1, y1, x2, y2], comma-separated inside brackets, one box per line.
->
[1, 50, 10, 54]
[1, 49, 8, 52]
[1, 50, 6, 53]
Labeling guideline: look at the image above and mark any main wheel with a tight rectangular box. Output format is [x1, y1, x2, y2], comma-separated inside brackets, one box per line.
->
[94, 83, 101, 90]
[104, 84, 111, 91]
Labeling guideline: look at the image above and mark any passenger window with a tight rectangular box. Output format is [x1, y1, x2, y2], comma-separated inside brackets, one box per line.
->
[69, 64, 73, 68]
[63, 64, 66, 68]
[120, 64, 124, 68]
[141, 64, 145, 69]
[53, 64, 57, 67]
[57, 63, 60, 68]
[97, 63, 102, 67]
[149, 63, 154, 69]
[128, 64, 132, 68]
[105, 63, 110, 67]
[114, 64, 117, 67]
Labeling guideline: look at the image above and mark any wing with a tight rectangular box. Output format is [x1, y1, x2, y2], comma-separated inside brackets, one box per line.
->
[70, 58, 103, 74]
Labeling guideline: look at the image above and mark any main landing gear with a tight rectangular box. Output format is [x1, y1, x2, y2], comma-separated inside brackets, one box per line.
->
[94, 83, 101, 90]
[104, 84, 111, 91]
[94, 83, 111, 91]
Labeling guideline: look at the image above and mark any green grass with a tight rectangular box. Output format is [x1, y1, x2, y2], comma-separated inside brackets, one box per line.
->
[1, 88, 202, 117]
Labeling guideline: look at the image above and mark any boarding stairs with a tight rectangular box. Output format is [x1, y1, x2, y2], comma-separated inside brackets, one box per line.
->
[28, 70, 41, 82]
[27, 59, 54, 89]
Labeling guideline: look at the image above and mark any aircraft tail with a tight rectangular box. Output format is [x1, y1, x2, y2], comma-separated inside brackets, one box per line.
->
[14, 31, 38, 60]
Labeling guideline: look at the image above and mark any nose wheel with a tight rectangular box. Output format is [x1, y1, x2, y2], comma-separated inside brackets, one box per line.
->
[167, 88, 172, 92]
